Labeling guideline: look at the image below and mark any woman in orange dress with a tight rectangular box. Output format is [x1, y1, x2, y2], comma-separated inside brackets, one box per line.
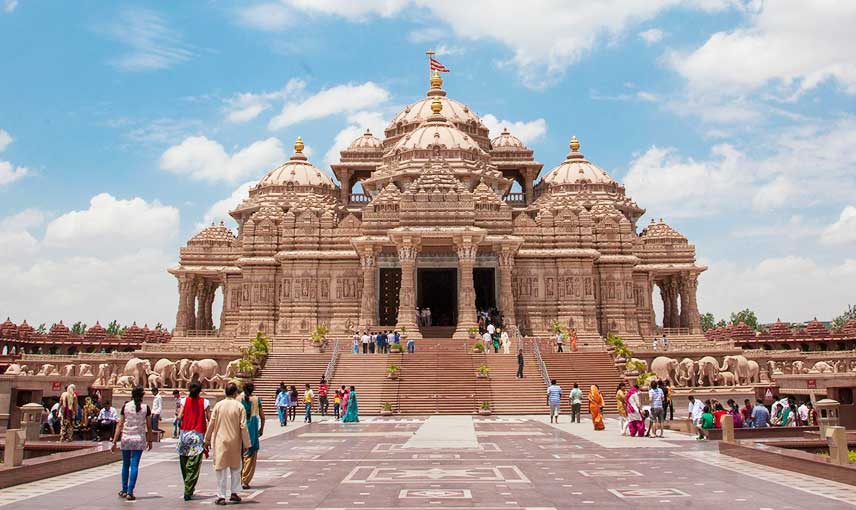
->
[589, 384, 605, 430]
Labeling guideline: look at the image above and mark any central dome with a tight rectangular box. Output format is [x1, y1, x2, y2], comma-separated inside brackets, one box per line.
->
[541, 136, 616, 186]
[256, 137, 335, 189]
[392, 119, 483, 152]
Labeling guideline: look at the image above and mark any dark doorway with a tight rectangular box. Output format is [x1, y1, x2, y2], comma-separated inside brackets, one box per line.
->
[378, 268, 401, 326]
[473, 268, 496, 312]
[417, 268, 457, 326]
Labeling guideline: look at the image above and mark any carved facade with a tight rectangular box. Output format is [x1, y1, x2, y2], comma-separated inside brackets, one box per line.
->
[169, 72, 705, 346]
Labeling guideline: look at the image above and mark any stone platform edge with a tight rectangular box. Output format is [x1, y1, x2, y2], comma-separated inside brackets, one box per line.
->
[0, 441, 120, 489]
[718, 438, 856, 486]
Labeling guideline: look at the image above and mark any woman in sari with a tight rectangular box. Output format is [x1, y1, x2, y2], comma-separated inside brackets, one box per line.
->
[240, 383, 264, 489]
[570, 329, 578, 352]
[177, 381, 208, 501]
[615, 383, 628, 436]
[342, 385, 359, 423]
[625, 384, 644, 436]
[588, 384, 605, 430]
[340, 386, 349, 421]
[59, 384, 77, 442]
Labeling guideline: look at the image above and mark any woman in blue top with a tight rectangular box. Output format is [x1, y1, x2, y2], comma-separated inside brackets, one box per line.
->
[275, 384, 291, 427]
[342, 385, 359, 423]
[240, 383, 264, 490]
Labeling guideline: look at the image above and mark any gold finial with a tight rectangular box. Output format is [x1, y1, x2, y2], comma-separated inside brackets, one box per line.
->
[430, 70, 443, 88]
[431, 96, 443, 115]
[294, 136, 304, 153]
[569, 135, 580, 152]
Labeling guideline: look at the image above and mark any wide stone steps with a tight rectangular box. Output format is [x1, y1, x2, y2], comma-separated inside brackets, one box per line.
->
[542, 352, 625, 415]
[254, 353, 330, 415]
[329, 354, 391, 415]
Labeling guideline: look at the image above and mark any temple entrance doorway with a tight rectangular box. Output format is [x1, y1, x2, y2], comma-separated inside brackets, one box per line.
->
[378, 268, 401, 326]
[473, 268, 496, 312]
[417, 268, 457, 327]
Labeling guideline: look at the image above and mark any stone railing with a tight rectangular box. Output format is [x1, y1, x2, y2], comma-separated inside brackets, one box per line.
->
[528, 334, 550, 386]
[185, 330, 217, 337]
[348, 193, 371, 205]
[324, 339, 341, 381]
[21, 352, 135, 362]
[502, 192, 525, 206]
[139, 343, 240, 354]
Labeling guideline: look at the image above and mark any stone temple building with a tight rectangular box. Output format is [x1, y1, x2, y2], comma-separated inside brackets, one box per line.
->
[169, 72, 705, 346]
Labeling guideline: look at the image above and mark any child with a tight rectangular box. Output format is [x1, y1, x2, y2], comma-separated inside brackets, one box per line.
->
[699, 405, 715, 439]
[172, 390, 182, 438]
[334, 388, 342, 420]
[642, 407, 652, 437]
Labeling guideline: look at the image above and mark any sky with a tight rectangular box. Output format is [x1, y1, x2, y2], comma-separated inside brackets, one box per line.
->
[0, 0, 854, 329]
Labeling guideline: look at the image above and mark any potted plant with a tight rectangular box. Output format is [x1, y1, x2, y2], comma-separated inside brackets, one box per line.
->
[467, 326, 479, 339]
[636, 371, 656, 387]
[249, 331, 271, 368]
[476, 364, 491, 378]
[479, 401, 492, 416]
[310, 324, 329, 353]
[381, 402, 394, 416]
[389, 342, 403, 353]
[236, 358, 255, 379]
[472, 341, 486, 353]
[625, 359, 646, 376]
[386, 364, 401, 380]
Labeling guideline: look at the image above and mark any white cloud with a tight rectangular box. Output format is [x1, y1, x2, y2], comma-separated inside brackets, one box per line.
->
[160, 136, 286, 183]
[821, 206, 856, 246]
[481, 114, 547, 145]
[407, 27, 448, 44]
[3, 0, 17, 13]
[237, 2, 292, 31]
[639, 28, 664, 45]
[0, 128, 30, 187]
[0, 195, 181, 328]
[699, 255, 856, 323]
[434, 43, 465, 57]
[731, 215, 822, 241]
[670, 0, 856, 97]
[591, 89, 661, 103]
[268, 82, 389, 130]
[323, 111, 388, 166]
[199, 181, 255, 229]
[223, 78, 306, 124]
[104, 7, 194, 72]
[0, 128, 11, 151]
[285, 0, 409, 21]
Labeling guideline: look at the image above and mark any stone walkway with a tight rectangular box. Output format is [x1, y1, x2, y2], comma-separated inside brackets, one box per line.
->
[2, 414, 854, 509]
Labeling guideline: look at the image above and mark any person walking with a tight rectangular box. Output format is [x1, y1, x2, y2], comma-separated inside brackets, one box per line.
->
[204, 383, 250, 506]
[176, 382, 209, 501]
[626, 384, 644, 437]
[319, 377, 329, 417]
[688, 395, 705, 439]
[172, 390, 182, 438]
[589, 385, 605, 431]
[501, 329, 510, 354]
[482, 331, 492, 354]
[59, 383, 76, 442]
[342, 385, 360, 423]
[556, 331, 564, 353]
[240, 383, 264, 490]
[569, 383, 583, 423]
[151, 386, 163, 438]
[352, 333, 360, 354]
[516, 349, 524, 378]
[303, 383, 314, 423]
[111, 386, 153, 501]
[288, 385, 298, 422]
[333, 387, 342, 420]
[275, 385, 290, 426]
[648, 381, 665, 438]
[570, 328, 578, 352]
[547, 379, 562, 423]
[663, 381, 674, 421]
[341, 385, 350, 419]
[407, 334, 415, 354]
[616, 383, 628, 436]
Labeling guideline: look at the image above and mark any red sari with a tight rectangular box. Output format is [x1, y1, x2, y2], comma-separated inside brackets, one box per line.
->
[589, 385, 605, 430]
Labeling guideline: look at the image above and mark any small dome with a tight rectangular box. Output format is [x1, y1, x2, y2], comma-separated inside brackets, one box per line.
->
[49, 321, 70, 338]
[0, 317, 18, 337]
[122, 322, 144, 341]
[257, 137, 335, 189]
[188, 221, 236, 247]
[84, 321, 108, 341]
[348, 129, 382, 150]
[491, 128, 526, 151]
[640, 218, 687, 242]
[542, 136, 616, 186]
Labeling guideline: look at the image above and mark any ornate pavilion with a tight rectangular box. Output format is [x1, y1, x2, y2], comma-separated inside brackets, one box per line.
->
[169, 72, 705, 345]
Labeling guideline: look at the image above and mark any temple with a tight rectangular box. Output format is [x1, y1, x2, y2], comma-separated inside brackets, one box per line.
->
[169, 71, 705, 347]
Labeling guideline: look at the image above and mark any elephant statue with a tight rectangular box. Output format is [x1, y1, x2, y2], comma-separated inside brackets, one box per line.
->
[791, 360, 805, 374]
[747, 360, 760, 383]
[833, 360, 846, 373]
[205, 373, 231, 390]
[676, 358, 697, 387]
[79, 363, 94, 377]
[61, 364, 76, 377]
[696, 356, 720, 386]
[189, 359, 221, 387]
[176, 358, 193, 388]
[116, 375, 135, 389]
[153, 358, 178, 388]
[147, 372, 163, 388]
[123, 358, 151, 388]
[4, 363, 27, 375]
[93, 363, 111, 386]
[108, 372, 119, 386]
[811, 361, 834, 373]
[650, 356, 679, 383]
[716, 371, 737, 386]
[225, 359, 242, 378]
[720, 355, 751, 385]
[37, 364, 58, 376]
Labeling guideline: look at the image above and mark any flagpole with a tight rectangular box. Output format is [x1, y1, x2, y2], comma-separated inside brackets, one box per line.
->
[425, 49, 434, 79]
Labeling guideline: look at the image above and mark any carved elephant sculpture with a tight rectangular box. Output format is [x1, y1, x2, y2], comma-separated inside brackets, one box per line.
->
[61, 364, 76, 377]
[123, 358, 151, 388]
[716, 370, 737, 386]
[696, 356, 720, 386]
[37, 364, 58, 376]
[676, 358, 697, 387]
[651, 356, 679, 383]
[720, 355, 751, 385]
[811, 361, 834, 373]
[747, 360, 760, 383]
[175, 358, 193, 388]
[147, 372, 163, 388]
[153, 358, 178, 388]
[4, 363, 27, 375]
[205, 373, 232, 390]
[791, 360, 805, 374]
[116, 375, 136, 389]
[189, 359, 221, 387]
[93, 363, 112, 386]
[225, 359, 242, 378]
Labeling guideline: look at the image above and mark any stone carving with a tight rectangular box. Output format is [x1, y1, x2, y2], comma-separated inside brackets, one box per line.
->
[153, 358, 178, 388]
[123, 358, 152, 388]
[61, 364, 76, 377]
[188, 359, 220, 384]
[791, 360, 805, 374]
[746, 360, 760, 383]
[94, 363, 112, 386]
[116, 375, 136, 389]
[36, 364, 58, 376]
[696, 356, 720, 386]
[4, 363, 27, 375]
[225, 359, 241, 378]
[204, 373, 232, 389]
[716, 371, 737, 386]
[810, 361, 834, 374]
[650, 356, 678, 383]
[676, 358, 697, 387]
[719, 355, 751, 385]
[147, 372, 163, 388]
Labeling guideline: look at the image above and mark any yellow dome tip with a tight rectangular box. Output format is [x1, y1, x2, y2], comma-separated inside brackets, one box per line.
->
[431, 96, 443, 115]
[430, 70, 443, 88]
[294, 136, 305, 153]
[569, 135, 580, 152]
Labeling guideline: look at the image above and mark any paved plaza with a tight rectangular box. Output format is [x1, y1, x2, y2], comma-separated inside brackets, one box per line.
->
[2, 416, 855, 509]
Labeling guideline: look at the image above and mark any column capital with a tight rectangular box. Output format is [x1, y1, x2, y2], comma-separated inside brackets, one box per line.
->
[396, 239, 420, 262]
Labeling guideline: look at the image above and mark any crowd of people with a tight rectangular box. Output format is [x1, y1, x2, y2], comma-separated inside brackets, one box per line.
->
[354, 330, 416, 354]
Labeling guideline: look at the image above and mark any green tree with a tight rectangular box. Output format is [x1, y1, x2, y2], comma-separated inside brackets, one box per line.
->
[700, 312, 716, 331]
[106, 320, 121, 336]
[832, 304, 856, 330]
[36, 323, 47, 334]
[716, 319, 727, 328]
[729, 308, 759, 331]
[71, 321, 87, 335]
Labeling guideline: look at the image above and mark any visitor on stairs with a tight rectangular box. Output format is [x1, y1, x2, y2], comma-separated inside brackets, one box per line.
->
[407, 335, 415, 353]
[615, 383, 628, 436]
[304, 384, 314, 423]
[547, 379, 562, 424]
[352, 333, 360, 354]
[361, 332, 370, 354]
[177, 382, 209, 501]
[288, 386, 299, 422]
[516, 349, 524, 378]
[204, 383, 250, 506]
[483, 331, 492, 354]
[556, 331, 564, 353]
[334, 387, 342, 419]
[319, 377, 329, 416]
[569, 383, 583, 423]
[276, 384, 290, 426]
[589, 385, 605, 431]
[112, 386, 153, 502]
[501, 329, 510, 354]
[240, 383, 264, 489]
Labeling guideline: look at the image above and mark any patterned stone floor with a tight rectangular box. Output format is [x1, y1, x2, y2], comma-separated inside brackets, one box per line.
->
[3, 415, 854, 509]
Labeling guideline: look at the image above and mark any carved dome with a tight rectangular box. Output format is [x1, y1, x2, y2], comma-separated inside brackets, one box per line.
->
[256, 138, 335, 189]
[490, 128, 527, 151]
[348, 129, 382, 150]
[392, 120, 484, 153]
[84, 321, 108, 341]
[640, 218, 687, 242]
[188, 221, 236, 247]
[542, 136, 616, 186]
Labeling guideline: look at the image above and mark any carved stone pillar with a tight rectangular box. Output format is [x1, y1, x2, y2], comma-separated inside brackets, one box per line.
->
[679, 272, 690, 329]
[359, 247, 378, 329]
[218, 281, 227, 332]
[340, 170, 352, 204]
[184, 275, 199, 333]
[668, 277, 680, 329]
[194, 279, 207, 330]
[497, 249, 516, 327]
[203, 281, 217, 330]
[684, 272, 701, 334]
[175, 275, 191, 336]
[453, 240, 479, 339]
[395, 241, 420, 333]
[659, 281, 670, 329]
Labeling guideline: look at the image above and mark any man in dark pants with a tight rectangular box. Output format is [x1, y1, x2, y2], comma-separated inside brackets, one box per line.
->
[516, 349, 524, 378]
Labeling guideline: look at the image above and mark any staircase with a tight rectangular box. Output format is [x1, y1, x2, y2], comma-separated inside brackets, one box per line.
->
[394, 340, 485, 414]
[329, 353, 391, 415]
[482, 352, 547, 414]
[254, 353, 330, 415]
[542, 351, 624, 415]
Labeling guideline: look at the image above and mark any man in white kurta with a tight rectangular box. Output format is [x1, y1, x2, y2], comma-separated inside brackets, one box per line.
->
[204, 384, 250, 504]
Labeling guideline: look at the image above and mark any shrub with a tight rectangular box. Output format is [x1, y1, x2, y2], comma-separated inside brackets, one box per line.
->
[310, 324, 329, 345]
[625, 359, 646, 372]
[480, 401, 491, 411]
[389, 343, 403, 353]
[467, 326, 479, 336]
[477, 364, 491, 376]
[382, 402, 394, 412]
[636, 371, 655, 387]
[473, 342, 486, 352]
[386, 364, 401, 376]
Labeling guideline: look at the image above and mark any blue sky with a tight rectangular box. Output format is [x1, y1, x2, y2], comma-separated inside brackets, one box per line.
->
[1, 0, 854, 329]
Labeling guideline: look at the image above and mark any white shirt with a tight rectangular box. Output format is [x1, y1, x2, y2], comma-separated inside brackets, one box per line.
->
[798, 404, 809, 422]
[556, 333, 563, 344]
[482, 332, 492, 344]
[152, 394, 163, 415]
[487, 324, 495, 335]
[361, 334, 370, 344]
[652, 339, 658, 350]
[98, 406, 118, 422]
[690, 400, 704, 420]
[387, 333, 395, 343]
